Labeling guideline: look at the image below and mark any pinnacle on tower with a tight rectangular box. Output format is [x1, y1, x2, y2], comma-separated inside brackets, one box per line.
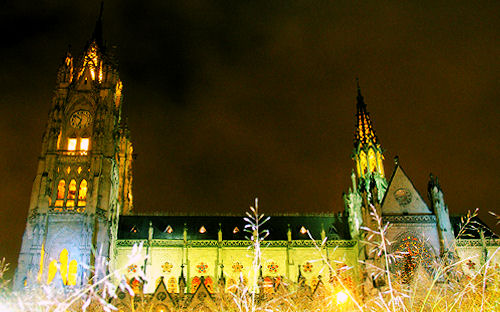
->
[91, 1, 104, 49]
[354, 79, 379, 148]
[351, 79, 385, 182]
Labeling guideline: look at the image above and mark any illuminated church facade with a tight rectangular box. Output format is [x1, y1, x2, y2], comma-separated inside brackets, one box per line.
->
[14, 9, 499, 309]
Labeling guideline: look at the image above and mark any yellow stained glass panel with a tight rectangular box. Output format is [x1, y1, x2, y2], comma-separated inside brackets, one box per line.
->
[68, 260, 78, 286]
[78, 180, 87, 206]
[47, 260, 57, 285]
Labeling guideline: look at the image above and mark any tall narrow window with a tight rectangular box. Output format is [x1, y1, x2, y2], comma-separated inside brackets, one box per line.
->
[368, 149, 377, 173]
[59, 249, 69, 285]
[78, 180, 87, 206]
[47, 260, 57, 285]
[55, 180, 65, 207]
[66, 179, 77, 207]
[359, 151, 367, 175]
[377, 151, 385, 177]
[67, 260, 78, 286]
[68, 138, 77, 151]
[80, 138, 89, 152]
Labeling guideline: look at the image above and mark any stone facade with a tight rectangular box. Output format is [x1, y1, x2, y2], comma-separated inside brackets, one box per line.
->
[14, 9, 499, 309]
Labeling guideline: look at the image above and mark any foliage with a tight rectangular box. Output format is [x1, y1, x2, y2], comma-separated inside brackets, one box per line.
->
[0, 207, 499, 311]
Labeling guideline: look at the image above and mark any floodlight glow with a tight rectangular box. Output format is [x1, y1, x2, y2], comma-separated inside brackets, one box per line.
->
[336, 290, 349, 305]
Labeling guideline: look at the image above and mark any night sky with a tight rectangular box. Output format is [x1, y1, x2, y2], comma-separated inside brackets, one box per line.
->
[0, 1, 498, 281]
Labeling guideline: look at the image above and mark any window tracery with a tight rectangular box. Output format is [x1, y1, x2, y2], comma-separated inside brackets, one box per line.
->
[392, 235, 433, 283]
[78, 179, 87, 206]
[55, 180, 66, 207]
[66, 179, 77, 207]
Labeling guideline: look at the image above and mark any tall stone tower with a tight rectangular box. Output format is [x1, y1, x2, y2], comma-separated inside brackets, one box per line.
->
[344, 81, 387, 239]
[14, 6, 133, 290]
[343, 81, 389, 294]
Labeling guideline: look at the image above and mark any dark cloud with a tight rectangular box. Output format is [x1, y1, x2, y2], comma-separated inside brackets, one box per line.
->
[0, 0, 498, 281]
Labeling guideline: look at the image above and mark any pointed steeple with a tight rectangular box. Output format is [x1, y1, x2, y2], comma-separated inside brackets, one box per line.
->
[91, 1, 104, 49]
[350, 79, 386, 194]
[354, 78, 379, 147]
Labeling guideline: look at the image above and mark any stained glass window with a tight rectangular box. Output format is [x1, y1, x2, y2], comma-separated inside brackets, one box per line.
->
[55, 180, 66, 207]
[393, 235, 433, 283]
[77, 179, 87, 206]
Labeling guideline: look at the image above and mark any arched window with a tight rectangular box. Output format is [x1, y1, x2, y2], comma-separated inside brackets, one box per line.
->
[204, 276, 214, 293]
[55, 180, 65, 207]
[77, 180, 87, 206]
[80, 138, 90, 151]
[67, 260, 78, 286]
[167, 277, 177, 293]
[359, 151, 367, 175]
[377, 151, 385, 177]
[46, 249, 77, 286]
[67, 138, 77, 151]
[368, 149, 377, 173]
[59, 249, 69, 285]
[191, 276, 201, 293]
[66, 179, 77, 207]
[47, 260, 57, 285]
[263, 277, 274, 294]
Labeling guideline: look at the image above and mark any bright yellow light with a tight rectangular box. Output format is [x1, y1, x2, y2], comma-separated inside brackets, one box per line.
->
[68, 138, 77, 151]
[47, 260, 57, 284]
[336, 290, 349, 305]
[300, 226, 307, 235]
[78, 179, 87, 206]
[67, 259, 78, 285]
[80, 138, 89, 151]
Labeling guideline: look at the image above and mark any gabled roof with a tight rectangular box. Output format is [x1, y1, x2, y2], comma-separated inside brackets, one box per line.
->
[150, 276, 177, 310]
[118, 214, 351, 241]
[380, 161, 432, 215]
[450, 215, 499, 239]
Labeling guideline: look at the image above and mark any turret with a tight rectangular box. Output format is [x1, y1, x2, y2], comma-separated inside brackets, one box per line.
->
[428, 173, 455, 257]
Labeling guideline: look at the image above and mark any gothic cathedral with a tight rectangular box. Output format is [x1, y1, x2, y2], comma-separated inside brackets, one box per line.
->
[14, 8, 499, 309]
[14, 12, 133, 289]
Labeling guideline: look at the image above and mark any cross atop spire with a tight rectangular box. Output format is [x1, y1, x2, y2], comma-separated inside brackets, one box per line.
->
[354, 79, 379, 148]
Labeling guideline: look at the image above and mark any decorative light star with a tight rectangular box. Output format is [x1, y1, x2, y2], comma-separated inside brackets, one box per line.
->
[303, 262, 313, 272]
[162, 262, 173, 273]
[232, 262, 243, 273]
[197, 262, 208, 273]
[267, 262, 279, 273]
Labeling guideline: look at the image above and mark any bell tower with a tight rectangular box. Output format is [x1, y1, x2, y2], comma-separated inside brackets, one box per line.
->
[352, 80, 386, 194]
[14, 5, 133, 290]
[343, 80, 389, 295]
[344, 80, 387, 238]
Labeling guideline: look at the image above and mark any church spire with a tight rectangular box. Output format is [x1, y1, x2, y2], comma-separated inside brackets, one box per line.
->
[352, 79, 385, 179]
[91, 1, 104, 49]
[354, 78, 379, 147]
